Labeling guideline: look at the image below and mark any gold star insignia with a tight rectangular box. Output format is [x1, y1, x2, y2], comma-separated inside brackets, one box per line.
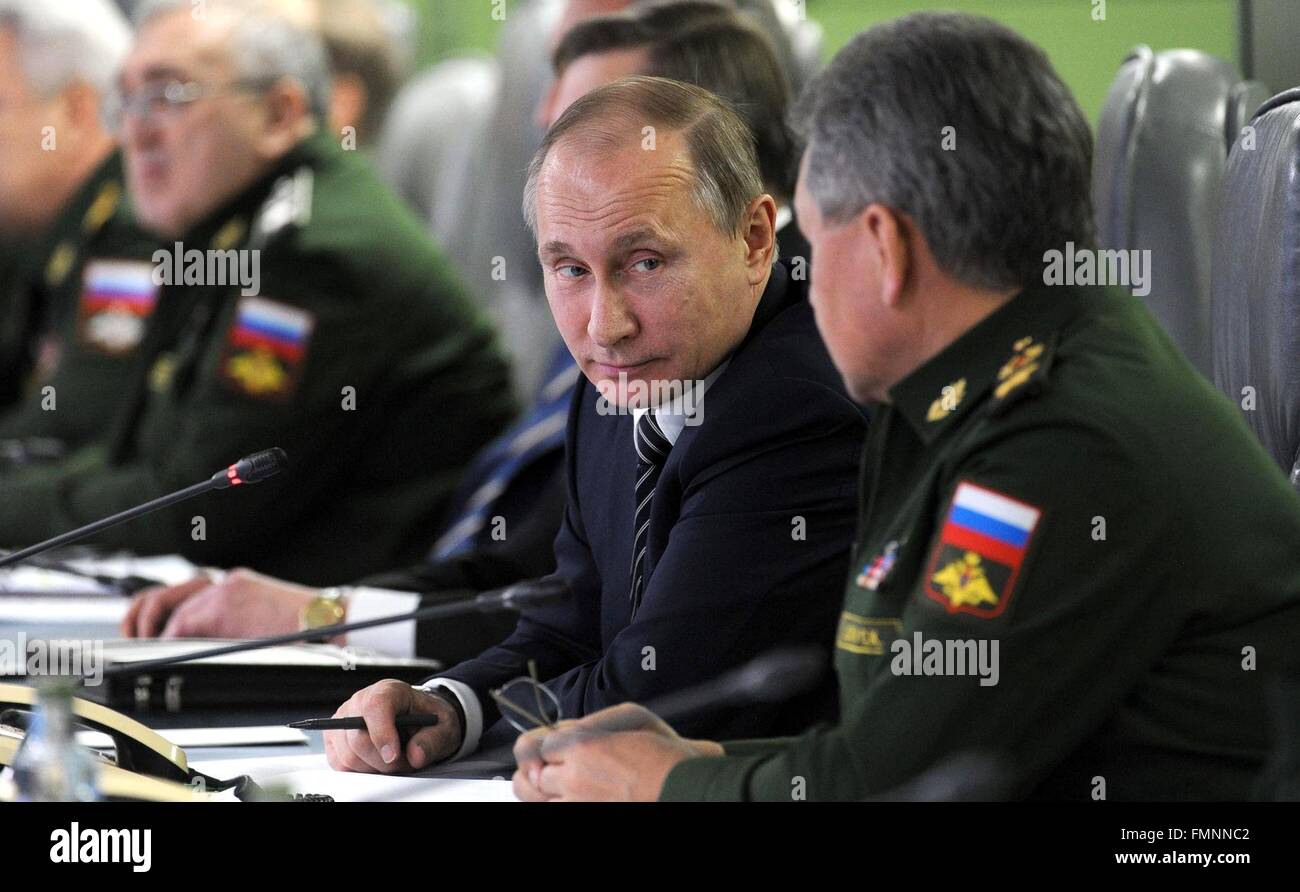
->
[926, 377, 967, 422]
[211, 218, 247, 252]
[81, 181, 122, 234]
[44, 242, 77, 288]
[149, 354, 178, 394]
[995, 337, 1045, 399]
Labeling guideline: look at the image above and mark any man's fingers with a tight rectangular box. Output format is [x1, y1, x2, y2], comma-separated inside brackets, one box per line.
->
[356, 684, 408, 767]
[535, 759, 576, 801]
[513, 726, 549, 769]
[512, 766, 551, 802]
[131, 577, 210, 638]
[537, 725, 603, 761]
[120, 588, 149, 637]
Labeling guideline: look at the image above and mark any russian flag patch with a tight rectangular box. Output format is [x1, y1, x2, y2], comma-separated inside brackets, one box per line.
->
[77, 260, 159, 355]
[220, 297, 315, 400]
[924, 481, 1041, 619]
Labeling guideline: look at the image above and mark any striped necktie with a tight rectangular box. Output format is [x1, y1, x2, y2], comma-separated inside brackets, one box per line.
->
[629, 410, 673, 618]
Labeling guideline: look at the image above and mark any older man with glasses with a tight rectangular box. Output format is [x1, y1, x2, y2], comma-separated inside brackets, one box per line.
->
[0, 0, 515, 586]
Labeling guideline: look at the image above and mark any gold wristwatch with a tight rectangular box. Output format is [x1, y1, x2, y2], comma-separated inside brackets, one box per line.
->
[300, 586, 349, 634]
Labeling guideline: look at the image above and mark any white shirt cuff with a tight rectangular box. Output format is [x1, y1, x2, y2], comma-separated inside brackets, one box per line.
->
[417, 677, 483, 762]
[344, 588, 420, 657]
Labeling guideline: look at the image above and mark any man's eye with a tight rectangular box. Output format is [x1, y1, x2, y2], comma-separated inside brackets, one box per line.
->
[631, 257, 661, 273]
[556, 265, 587, 280]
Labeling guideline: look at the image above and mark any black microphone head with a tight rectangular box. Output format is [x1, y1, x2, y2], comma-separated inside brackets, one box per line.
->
[496, 575, 571, 610]
[211, 448, 288, 488]
[731, 646, 826, 704]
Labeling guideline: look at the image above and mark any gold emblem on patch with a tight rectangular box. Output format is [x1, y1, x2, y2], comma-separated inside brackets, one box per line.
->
[926, 377, 967, 422]
[930, 551, 999, 609]
[995, 337, 1045, 399]
[225, 347, 287, 396]
[45, 242, 76, 288]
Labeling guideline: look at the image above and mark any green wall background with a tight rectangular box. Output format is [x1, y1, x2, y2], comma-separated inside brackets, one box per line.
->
[399, 0, 1239, 124]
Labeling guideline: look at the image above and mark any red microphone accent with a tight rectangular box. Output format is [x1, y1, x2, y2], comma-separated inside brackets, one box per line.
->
[226, 466, 243, 486]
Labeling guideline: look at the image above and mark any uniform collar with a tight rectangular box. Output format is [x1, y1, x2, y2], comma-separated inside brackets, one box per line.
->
[888, 282, 1083, 442]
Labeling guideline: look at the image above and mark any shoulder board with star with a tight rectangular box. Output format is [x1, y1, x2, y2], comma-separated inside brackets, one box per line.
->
[986, 332, 1059, 417]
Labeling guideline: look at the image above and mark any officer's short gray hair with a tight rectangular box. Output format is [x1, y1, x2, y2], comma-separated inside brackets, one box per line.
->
[523, 76, 764, 239]
[0, 0, 131, 98]
[798, 12, 1095, 291]
[134, 0, 332, 122]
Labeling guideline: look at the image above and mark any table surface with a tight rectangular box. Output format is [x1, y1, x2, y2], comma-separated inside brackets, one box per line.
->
[1, 593, 518, 799]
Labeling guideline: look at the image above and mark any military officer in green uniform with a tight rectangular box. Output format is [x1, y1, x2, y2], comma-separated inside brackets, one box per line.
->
[0, 154, 162, 453]
[508, 13, 1300, 802]
[0, 1, 515, 584]
[0, 1, 156, 456]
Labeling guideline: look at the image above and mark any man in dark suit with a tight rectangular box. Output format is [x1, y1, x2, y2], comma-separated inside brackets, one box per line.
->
[322, 77, 867, 773]
[122, 0, 812, 667]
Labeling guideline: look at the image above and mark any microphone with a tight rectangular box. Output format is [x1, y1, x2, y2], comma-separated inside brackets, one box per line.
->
[98, 576, 571, 679]
[0, 448, 288, 570]
[209, 447, 288, 489]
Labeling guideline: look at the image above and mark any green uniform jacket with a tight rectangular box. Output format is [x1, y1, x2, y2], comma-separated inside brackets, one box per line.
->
[0, 239, 32, 412]
[662, 283, 1300, 801]
[0, 131, 516, 584]
[0, 152, 159, 444]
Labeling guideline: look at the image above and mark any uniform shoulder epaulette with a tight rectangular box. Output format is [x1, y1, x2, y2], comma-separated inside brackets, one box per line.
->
[251, 166, 314, 249]
[986, 332, 1059, 416]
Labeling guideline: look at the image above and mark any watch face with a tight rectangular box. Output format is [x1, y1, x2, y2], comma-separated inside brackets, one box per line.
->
[302, 598, 346, 630]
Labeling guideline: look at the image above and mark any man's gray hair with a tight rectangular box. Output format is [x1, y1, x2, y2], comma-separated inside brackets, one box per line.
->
[523, 75, 764, 239]
[0, 0, 131, 98]
[134, 0, 332, 121]
[798, 12, 1096, 291]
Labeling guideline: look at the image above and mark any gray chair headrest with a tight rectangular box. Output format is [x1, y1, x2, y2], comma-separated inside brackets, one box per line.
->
[1094, 46, 1268, 378]
[1211, 88, 1300, 482]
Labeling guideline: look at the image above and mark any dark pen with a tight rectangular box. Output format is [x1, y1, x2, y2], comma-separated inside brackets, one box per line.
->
[288, 714, 440, 733]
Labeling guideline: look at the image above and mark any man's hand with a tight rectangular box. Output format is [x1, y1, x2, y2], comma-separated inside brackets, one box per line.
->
[512, 702, 723, 801]
[120, 569, 320, 639]
[324, 680, 463, 774]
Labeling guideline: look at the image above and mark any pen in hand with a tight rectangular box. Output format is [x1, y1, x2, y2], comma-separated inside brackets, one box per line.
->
[288, 714, 440, 746]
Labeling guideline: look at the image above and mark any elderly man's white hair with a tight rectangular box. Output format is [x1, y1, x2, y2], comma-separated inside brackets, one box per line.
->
[133, 0, 332, 120]
[0, 0, 132, 97]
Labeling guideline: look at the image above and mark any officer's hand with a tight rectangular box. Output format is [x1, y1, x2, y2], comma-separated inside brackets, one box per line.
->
[324, 680, 462, 774]
[512, 729, 706, 802]
[513, 703, 722, 801]
[121, 575, 212, 638]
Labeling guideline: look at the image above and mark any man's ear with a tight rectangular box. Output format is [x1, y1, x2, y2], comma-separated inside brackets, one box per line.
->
[740, 193, 777, 285]
[60, 82, 101, 137]
[328, 73, 368, 139]
[860, 203, 911, 308]
[256, 80, 315, 159]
